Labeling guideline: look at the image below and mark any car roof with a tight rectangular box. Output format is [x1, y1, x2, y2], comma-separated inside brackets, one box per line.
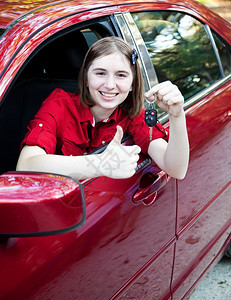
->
[0, 0, 230, 39]
[0, 0, 211, 29]
[0, 0, 73, 29]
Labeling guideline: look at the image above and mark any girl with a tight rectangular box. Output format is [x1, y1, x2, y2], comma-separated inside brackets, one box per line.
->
[17, 36, 189, 180]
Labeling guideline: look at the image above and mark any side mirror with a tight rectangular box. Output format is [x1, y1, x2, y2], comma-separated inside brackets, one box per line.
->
[0, 172, 86, 237]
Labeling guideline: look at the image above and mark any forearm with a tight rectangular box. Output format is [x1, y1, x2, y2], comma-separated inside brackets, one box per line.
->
[17, 136, 140, 180]
[165, 112, 189, 179]
[145, 81, 189, 179]
[16, 146, 103, 180]
[148, 112, 189, 179]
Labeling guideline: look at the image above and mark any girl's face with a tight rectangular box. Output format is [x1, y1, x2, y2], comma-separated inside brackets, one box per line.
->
[87, 52, 133, 113]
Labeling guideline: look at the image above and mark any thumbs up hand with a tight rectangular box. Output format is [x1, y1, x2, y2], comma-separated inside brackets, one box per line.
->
[98, 126, 141, 179]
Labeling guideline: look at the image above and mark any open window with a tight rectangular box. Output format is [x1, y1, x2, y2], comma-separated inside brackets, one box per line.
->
[0, 22, 113, 174]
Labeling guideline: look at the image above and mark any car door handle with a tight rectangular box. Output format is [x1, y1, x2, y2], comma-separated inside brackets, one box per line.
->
[132, 171, 170, 206]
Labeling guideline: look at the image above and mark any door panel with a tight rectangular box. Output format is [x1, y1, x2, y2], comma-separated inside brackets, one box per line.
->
[172, 87, 231, 298]
[23, 160, 176, 300]
[117, 244, 175, 300]
[0, 11, 176, 300]
[172, 183, 231, 299]
[177, 87, 231, 231]
[130, 8, 231, 297]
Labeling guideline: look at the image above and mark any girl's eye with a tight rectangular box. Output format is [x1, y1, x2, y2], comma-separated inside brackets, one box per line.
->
[95, 72, 105, 76]
[117, 73, 127, 78]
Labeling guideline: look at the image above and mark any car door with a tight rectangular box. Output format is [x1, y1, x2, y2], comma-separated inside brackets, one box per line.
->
[0, 6, 176, 300]
[129, 7, 231, 299]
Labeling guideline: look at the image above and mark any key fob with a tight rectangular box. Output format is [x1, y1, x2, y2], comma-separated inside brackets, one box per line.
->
[145, 109, 157, 127]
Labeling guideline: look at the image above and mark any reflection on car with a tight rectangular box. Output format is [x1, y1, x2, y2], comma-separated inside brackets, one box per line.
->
[0, 0, 230, 299]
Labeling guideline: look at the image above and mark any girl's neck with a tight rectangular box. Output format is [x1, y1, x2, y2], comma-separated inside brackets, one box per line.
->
[90, 106, 116, 123]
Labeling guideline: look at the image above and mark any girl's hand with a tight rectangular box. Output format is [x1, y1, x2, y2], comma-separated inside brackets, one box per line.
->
[144, 81, 184, 118]
[98, 126, 141, 179]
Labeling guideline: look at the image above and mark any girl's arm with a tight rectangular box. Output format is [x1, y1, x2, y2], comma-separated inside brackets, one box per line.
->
[16, 126, 141, 180]
[145, 81, 189, 180]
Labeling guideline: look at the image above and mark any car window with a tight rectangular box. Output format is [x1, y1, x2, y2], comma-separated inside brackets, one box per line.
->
[131, 11, 231, 101]
[0, 23, 111, 174]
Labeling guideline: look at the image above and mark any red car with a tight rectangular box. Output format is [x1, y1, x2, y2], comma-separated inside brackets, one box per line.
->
[0, 0, 230, 299]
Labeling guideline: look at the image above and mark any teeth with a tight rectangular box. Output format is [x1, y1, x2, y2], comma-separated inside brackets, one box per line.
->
[101, 92, 117, 97]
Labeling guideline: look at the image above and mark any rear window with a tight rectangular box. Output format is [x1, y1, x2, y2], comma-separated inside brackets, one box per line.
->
[132, 11, 231, 100]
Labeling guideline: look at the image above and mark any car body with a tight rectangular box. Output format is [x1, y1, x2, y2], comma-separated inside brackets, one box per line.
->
[0, 0, 230, 299]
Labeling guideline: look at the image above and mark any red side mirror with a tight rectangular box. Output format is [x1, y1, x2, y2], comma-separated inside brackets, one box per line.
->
[0, 172, 85, 237]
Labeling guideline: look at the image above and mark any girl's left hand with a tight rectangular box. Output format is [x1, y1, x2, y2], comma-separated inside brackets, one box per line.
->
[144, 81, 184, 118]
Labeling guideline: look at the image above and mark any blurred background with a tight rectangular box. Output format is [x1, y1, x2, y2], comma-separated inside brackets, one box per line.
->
[196, 0, 231, 22]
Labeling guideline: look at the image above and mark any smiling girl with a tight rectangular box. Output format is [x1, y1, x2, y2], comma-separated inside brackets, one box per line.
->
[17, 37, 189, 180]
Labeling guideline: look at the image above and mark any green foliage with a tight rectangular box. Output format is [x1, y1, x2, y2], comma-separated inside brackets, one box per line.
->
[133, 11, 221, 100]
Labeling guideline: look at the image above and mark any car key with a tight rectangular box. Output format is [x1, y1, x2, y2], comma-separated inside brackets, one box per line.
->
[145, 108, 157, 127]
[145, 94, 157, 140]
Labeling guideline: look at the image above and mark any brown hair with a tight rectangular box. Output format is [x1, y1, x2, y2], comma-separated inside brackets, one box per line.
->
[78, 36, 144, 118]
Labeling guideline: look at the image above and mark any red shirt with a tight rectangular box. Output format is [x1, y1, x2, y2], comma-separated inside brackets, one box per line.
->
[22, 89, 169, 156]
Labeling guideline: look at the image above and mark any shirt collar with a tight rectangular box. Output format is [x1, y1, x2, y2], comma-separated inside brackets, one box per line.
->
[79, 104, 94, 124]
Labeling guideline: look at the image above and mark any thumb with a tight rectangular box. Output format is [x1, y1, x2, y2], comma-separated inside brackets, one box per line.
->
[112, 126, 123, 144]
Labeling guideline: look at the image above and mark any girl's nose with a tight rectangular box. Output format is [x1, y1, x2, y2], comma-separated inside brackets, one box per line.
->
[104, 75, 116, 89]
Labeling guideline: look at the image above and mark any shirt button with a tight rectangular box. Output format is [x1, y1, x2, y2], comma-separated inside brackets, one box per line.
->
[39, 123, 43, 127]
[102, 141, 105, 145]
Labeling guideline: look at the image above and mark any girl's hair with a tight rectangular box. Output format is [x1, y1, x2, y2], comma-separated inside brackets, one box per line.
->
[78, 36, 144, 118]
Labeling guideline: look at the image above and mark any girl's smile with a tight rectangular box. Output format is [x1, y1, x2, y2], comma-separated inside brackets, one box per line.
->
[99, 91, 118, 101]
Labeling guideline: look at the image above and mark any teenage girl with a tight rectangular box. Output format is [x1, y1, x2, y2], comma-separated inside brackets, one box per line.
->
[17, 36, 189, 180]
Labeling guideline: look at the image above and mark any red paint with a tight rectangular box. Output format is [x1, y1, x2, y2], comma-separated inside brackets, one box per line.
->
[0, 0, 230, 299]
[0, 172, 85, 234]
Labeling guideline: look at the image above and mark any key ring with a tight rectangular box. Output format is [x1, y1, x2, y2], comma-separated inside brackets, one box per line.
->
[145, 93, 157, 108]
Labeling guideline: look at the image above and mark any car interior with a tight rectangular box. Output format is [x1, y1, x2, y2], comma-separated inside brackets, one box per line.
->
[0, 23, 113, 174]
